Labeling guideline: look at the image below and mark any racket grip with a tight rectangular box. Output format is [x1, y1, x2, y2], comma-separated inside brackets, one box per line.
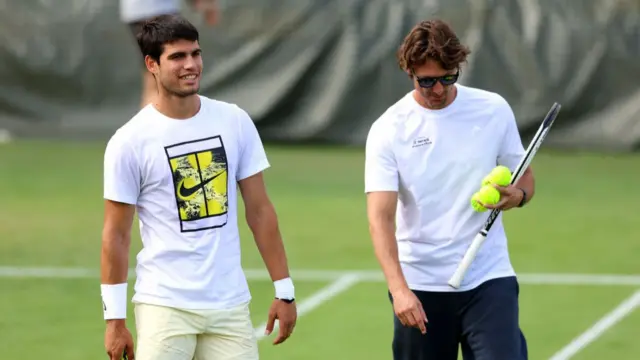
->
[448, 232, 487, 289]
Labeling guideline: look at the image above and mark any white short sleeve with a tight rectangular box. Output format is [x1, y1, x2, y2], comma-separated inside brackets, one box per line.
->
[496, 101, 526, 171]
[236, 108, 270, 181]
[364, 121, 399, 193]
[103, 132, 141, 205]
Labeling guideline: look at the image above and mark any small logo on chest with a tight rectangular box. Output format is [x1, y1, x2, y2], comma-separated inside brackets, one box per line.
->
[412, 136, 432, 148]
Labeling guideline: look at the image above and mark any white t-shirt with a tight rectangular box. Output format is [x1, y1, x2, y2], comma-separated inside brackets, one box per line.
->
[364, 85, 526, 292]
[119, 0, 181, 23]
[103, 95, 270, 309]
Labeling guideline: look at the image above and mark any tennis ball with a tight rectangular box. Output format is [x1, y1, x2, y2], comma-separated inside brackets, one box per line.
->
[470, 194, 486, 212]
[482, 166, 512, 187]
[470, 185, 501, 212]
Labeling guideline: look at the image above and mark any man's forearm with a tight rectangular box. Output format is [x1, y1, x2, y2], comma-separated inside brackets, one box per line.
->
[100, 230, 130, 323]
[515, 167, 535, 204]
[101, 230, 130, 284]
[370, 222, 408, 295]
[248, 204, 290, 282]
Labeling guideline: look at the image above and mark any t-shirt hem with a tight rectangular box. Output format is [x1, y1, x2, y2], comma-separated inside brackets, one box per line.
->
[131, 293, 252, 310]
[364, 186, 399, 193]
[237, 161, 270, 181]
[104, 194, 137, 205]
[407, 271, 517, 292]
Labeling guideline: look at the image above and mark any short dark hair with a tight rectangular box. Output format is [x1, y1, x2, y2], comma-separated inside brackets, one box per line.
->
[136, 14, 199, 63]
[397, 19, 470, 74]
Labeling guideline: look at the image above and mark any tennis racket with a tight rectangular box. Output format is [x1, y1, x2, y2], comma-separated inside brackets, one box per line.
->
[447, 102, 562, 289]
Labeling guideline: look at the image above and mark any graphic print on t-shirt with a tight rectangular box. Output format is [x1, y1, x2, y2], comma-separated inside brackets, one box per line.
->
[164, 136, 228, 232]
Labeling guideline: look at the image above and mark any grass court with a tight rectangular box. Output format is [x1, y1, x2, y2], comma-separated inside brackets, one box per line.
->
[1, 140, 639, 359]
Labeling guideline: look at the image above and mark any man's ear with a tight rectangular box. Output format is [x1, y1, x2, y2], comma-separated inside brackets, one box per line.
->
[144, 55, 159, 75]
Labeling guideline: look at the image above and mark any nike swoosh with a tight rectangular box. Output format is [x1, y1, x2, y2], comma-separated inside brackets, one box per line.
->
[178, 170, 225, 198]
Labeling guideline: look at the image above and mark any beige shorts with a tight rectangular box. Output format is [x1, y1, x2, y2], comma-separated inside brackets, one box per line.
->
[134, 302, 259, 360]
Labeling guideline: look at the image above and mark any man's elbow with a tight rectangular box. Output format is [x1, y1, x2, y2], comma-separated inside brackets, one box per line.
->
[245, 202, 277, 232]
[101, 227, 130, 251]
[368, 212, 395, 238]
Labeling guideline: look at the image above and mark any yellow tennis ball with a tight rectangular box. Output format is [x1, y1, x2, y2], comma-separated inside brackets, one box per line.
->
[482, 166, 512, 187]
[470, 193, 487, 212]
[470, 185, 501, 212]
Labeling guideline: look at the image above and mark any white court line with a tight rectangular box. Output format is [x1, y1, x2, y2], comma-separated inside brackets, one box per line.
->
[548, 290, 640, 360]
[253, 273, 361, 341]
[2, 266, 640, 286]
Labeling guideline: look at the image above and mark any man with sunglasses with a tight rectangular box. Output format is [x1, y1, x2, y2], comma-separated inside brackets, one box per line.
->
[364, 19, 534, 360]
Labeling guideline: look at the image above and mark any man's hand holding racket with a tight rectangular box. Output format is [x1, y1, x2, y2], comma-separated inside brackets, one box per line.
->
[482, 184, 526, 211]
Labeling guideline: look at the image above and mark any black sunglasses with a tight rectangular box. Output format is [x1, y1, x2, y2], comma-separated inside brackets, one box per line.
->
[415, 72, 459, 88]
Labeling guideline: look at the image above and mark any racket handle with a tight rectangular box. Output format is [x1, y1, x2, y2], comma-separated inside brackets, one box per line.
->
[448, 232, 487, 289]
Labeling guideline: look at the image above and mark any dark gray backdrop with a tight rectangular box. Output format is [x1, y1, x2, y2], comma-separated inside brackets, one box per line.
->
[1, 0, 638, 150]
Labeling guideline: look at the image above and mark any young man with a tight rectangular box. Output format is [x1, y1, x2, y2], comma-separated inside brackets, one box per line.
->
[364, 19, 533, 360]
[120, 0, 220, 108]
[101, 14, 296, 360]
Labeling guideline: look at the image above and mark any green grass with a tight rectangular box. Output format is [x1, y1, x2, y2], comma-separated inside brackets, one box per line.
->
[1, 140, 639, 359]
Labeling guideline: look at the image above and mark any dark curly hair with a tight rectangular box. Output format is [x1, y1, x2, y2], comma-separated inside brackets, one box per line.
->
[397, 19, 471, 74]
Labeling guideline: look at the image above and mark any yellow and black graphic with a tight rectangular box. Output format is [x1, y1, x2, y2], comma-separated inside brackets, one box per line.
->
[164, 136, 228, 232]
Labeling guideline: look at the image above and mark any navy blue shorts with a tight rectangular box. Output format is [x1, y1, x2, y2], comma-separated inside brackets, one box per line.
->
[389, 276, 528, 360]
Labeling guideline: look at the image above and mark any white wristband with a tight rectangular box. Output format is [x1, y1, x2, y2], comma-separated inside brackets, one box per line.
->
[101, 283, 128, 320]
[274, 277, 295, 300]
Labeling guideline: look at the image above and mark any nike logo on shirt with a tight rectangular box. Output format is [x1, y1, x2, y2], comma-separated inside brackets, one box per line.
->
[178, 171, 225, 198]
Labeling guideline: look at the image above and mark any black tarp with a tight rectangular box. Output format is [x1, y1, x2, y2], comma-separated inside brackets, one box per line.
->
[1, 0, 639, 150]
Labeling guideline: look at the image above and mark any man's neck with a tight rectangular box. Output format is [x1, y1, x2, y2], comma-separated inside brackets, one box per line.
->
[413, 85, 458, 110]
[154, 94, 201, 120]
